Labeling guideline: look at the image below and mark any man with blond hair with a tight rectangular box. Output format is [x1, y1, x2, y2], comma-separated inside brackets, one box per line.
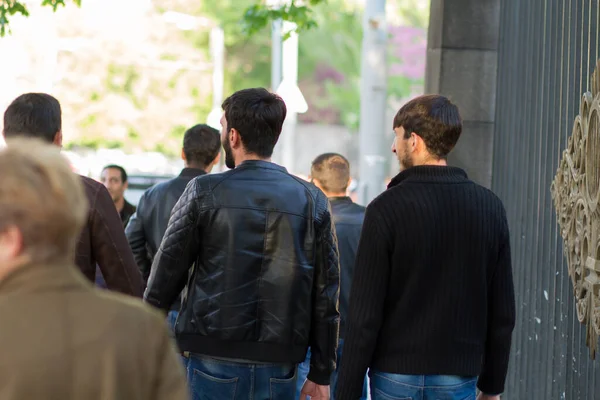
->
[0, 138, 188, 400]
[296, 153, 368, 400]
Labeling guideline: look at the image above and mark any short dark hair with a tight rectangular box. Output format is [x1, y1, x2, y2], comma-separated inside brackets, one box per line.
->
[102, 165, 128, 183]
[3, 93, 62, 143]
[393, 94, 462, 158]
[311, 153, 351, 194]
[183, 124, 221, 167]
[222, 88, 287, 158]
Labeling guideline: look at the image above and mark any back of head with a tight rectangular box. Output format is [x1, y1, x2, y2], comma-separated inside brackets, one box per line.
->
[222, 88, 287, 158]
[2, 93, 62, 143]
[393, 94, 462, 159]
[0, 138, 87, 264]
[183, 124, 221, 168]
[311, 153, 351, 195]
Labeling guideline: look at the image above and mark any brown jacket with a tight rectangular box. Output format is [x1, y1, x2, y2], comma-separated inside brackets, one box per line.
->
[77, 175, 143, 296]
[0, 262, 189, 400]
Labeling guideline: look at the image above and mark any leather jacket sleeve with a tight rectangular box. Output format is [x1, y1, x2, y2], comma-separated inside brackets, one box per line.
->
[307, 193, 340, 385]
[91, 184, 144, 297]
[125, 192, 153, 284]
[144, 180, 201, 311]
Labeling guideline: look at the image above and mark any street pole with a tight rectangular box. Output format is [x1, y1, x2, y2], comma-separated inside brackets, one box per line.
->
[279, 20, 300, 172]
[271, 18, 283, 92]
[357, 0, 388, 205]
[210, 26, 225, 112]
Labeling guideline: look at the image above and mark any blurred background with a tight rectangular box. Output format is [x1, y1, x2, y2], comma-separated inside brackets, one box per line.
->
[0, 0, 429, 206]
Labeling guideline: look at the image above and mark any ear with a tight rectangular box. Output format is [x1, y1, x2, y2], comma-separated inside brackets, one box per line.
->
[123, 181, 129, 190]
[230, 128, 242, 149]
[410, 132, 421, 151]
[53, 131, 63, 148]
[0, 225, 24, 261]
[312, 177, 324, 192]
[181, 148, 186, 162]
[213, 152, 221, 165]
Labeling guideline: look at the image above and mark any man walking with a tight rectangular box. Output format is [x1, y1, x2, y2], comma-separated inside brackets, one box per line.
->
[0, 138, 187, 400]
[101, 164, 136, 226]
[296, 153, 368, 400]
[336, 95, 516, 400]
[126, 124, 221, 325]
[2, 93, 143, 297]
[145, 88, 340, 400]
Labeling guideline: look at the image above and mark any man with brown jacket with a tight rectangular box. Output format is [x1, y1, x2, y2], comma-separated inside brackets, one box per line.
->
[0, 138, 188, 399]
[2, 93, 143, 296]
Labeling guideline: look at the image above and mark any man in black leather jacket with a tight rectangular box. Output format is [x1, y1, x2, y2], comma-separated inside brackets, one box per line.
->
[297, 153, 368, 400]
[145, 88, 340, 400]
[125, 124, 221, 322]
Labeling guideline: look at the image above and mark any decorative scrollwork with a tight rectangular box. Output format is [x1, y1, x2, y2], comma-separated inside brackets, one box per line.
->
[551, 59, 600, 359]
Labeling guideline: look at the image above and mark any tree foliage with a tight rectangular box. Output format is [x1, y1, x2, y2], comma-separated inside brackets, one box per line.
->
[242, 0, 326, 39]
[0, 0, 81, 36]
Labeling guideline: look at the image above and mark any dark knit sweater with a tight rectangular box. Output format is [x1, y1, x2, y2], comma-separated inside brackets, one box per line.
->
[336, 166, 516, 399]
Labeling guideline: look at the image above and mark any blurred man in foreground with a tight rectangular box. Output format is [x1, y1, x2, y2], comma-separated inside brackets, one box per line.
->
[2, 93, 142, 296]
[0, 138, 188, 400]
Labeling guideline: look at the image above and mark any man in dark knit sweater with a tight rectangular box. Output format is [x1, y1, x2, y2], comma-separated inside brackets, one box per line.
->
[336, 95, 516, 400]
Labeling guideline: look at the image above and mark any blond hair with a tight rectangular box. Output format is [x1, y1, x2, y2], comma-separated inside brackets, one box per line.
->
[0, 138, 87, 263]
[310, 153, 351, 194]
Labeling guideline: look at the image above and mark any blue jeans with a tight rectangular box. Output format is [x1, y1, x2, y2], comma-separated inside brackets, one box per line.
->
[369, 372, 477, 400]
[296, 339, 369, 400]
[185, 354, 297, 400]
[167, 310, 178, 336]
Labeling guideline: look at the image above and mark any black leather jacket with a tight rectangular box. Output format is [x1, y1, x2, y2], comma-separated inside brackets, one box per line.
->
[145, 161, 340, 385]
[125, 168, 206, 298]
[328, 197, 365, 338]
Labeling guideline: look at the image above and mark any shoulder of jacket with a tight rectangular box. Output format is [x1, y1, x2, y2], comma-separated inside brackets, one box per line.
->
[78, 175, 102, 195]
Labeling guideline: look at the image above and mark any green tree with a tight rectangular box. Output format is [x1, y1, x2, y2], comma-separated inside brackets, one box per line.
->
[0, 0, 80, 36]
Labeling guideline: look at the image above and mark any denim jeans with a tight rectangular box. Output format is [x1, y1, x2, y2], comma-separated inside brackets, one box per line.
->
[296, 339, 369, 400]
[369, 372, 477, 400]
[185, 354, 297, 400]
[166, 310, 178, 336]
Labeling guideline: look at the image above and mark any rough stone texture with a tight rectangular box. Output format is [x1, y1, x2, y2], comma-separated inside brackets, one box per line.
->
[428, 0, 501, 50]
[448, 121, 494, 187]
[425, 0, 501, 188]
[439, 50, 498, 122]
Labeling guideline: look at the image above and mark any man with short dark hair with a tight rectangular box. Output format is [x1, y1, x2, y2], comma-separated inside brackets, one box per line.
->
[336, 95, 516, 400]
[126, 124, 221, 321]
[2, 93, 143, 297]
[145, 88, 340, 400]
[101, 164, 136, 227]
[296, 153, 368, 400]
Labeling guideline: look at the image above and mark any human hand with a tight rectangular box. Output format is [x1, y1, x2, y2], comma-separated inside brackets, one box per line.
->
[300, 380, 330, 399]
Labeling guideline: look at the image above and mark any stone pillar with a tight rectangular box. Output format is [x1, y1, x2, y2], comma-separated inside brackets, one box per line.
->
[425, 0, 501, 187]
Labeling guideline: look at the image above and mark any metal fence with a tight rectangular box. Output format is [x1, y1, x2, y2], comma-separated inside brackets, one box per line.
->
[493, 0, 599, 398]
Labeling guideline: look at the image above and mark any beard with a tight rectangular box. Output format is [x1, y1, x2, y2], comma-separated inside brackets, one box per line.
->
[399, 147, 414, 171]
[222, 134, 235, 169]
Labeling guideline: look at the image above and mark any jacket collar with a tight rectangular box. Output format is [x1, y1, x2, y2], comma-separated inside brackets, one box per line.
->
[237, 160, 287, 173]
[180, 168, 207, 179]
[329, 196, 353, 205]
[388, 165, 469, 189]
[0, 260, 90, 295]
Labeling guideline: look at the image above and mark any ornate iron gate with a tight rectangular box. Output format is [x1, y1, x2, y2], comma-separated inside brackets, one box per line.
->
[493, 0, 599, 398]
